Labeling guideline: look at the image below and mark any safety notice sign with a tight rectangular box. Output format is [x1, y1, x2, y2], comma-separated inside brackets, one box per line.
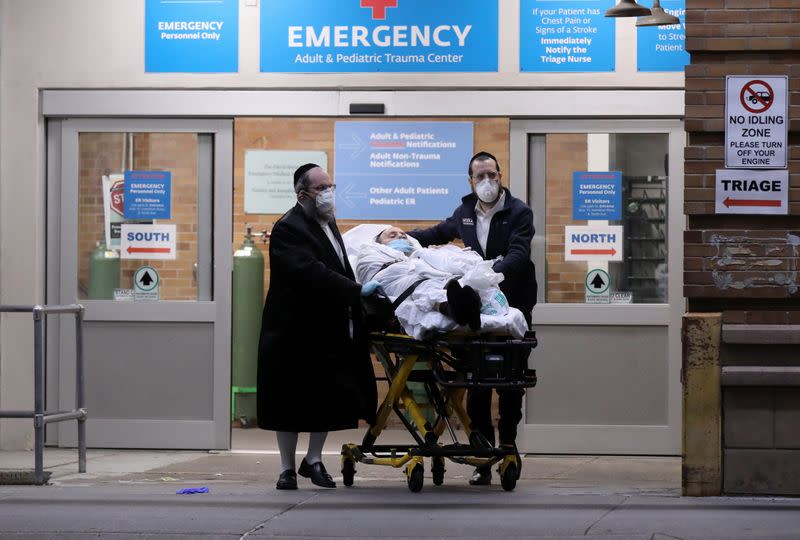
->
[715, 169, 788, 215]
[725, 76, 788, 169]
[585, 268, 610, 304]
[133, 266, 159, 302]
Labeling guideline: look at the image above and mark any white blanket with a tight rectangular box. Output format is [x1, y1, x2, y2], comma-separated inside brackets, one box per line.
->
[343, 224, 528, 340]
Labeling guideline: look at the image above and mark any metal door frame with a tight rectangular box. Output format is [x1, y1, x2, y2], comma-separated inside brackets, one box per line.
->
[46, 118, 232, 449]
[510, 119, 685, 454]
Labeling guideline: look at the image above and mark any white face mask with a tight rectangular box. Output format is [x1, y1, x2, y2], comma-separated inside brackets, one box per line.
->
[476, 178, 500, 204]
[315, 188, 335, 219]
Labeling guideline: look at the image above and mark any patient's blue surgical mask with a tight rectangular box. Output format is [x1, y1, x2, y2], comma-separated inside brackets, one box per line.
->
[387, 238, 414, 255]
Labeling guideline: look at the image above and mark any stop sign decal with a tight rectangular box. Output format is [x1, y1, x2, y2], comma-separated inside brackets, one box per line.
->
[110, 179, 124, 216]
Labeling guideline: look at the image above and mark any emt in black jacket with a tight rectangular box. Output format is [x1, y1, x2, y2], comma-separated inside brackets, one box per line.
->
[409, 151, 537, 486]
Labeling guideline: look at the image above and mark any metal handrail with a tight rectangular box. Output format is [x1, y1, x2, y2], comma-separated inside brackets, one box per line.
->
[0, 304, 86, 485]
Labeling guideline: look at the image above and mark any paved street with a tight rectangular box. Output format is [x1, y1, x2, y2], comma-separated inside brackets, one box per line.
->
[1, 430, 798, 539]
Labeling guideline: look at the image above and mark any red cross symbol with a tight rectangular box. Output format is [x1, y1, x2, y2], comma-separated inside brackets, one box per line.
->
[360, 0, 398, 20]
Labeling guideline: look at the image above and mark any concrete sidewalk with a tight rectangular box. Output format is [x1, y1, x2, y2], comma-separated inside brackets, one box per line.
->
[1, 429, 799, 539]
[1, 428, 680, 495]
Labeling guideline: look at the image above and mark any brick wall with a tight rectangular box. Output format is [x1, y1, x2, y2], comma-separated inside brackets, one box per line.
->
[684, 0, 800, 497]
[684, 0, 800, 313]
[545, 133, 589, 303]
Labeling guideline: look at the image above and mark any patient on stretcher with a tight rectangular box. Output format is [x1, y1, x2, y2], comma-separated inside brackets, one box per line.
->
[343, 224, 528, 340]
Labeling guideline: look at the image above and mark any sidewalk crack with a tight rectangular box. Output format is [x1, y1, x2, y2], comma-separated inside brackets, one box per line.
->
[583, 495, 629, 535]
[239, 493, 319, 539]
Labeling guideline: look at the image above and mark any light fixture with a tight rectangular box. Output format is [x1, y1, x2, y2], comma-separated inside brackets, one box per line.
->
[605, 0, 652, 17]
[636, 0, 680, 26]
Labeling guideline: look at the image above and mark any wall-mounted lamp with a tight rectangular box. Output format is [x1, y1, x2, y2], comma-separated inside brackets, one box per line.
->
[604, 0, 652, 17]
[636, 0, 680, 26]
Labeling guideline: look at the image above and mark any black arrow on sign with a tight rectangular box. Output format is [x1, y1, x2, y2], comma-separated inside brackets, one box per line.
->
[139, 271, 154, 287]
[590, 274, 606, 289]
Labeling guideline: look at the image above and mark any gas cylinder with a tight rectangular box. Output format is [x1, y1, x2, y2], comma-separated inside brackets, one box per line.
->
[88, 240, 120, 299]
[232, 227, 265, 424]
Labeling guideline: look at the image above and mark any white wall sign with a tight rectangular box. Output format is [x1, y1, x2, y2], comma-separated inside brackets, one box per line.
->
[715, 169, 788, 215]
[565, 225, 623, 262]
[244, 150, 328, 214]
[120, 224, 177, 260]
[725, 75, 788, 169]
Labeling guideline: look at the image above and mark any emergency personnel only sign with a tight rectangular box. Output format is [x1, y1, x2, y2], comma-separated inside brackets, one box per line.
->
[725, 76, 788, 169]
[120, 224, 177, 260]
[564, 225, 623, 262]
[715, 169, 788, 215]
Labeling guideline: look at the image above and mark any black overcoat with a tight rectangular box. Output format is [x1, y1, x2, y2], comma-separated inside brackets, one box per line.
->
[256, 204, 377, 431]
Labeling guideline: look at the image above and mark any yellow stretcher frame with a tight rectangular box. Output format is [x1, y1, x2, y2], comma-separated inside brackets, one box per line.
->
[341, 331, 537, 493]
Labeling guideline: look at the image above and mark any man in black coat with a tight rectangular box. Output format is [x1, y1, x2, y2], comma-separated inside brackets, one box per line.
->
[409, 151, 537, 486]
[257, 163, 380, 490]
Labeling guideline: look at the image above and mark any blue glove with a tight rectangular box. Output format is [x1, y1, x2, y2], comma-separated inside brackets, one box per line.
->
[361, 280, 383, 297]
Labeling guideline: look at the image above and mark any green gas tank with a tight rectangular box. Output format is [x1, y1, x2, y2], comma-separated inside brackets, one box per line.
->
[88, 241, 120, 299]
[232, 227, 265, 424]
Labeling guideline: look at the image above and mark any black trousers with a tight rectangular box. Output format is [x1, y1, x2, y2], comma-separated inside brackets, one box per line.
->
[466, 387, 524, 448]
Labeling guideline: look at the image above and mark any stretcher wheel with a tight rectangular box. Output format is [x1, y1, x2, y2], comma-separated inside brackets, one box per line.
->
[500, 463, 517, 492]
[407, 464, 424, 493]
[431, 457, 445, 486]
[342, 459, 355, 487]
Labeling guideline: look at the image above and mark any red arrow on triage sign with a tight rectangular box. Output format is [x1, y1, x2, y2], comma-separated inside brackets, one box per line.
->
[127, 247, 172, 254]
[570, 248, 617, 256]
[723, 197, 781, 208]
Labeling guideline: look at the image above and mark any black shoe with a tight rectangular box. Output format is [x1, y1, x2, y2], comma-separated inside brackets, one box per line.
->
[461, 285, 482, 331]
[445, 280, 469, 326]
[446, 280, 482, 330]
[298, 458, 336, 488]
[276, 469, 297, 490]
[468, 466, 492, 486]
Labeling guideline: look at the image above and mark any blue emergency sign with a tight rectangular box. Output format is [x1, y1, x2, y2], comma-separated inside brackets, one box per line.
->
[520, 0, 615, 72]
[124, 171, 171, 220]
[260, 0, 498, 72]
[573, 171, 621, 220]
[145, 0, 239, 72]
[334, 121, 473, 220]
[636, 0, 688, 72]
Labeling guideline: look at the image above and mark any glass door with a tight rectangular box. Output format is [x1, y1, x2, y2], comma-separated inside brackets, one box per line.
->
[510, 120, 685, 454]
[48, 119, 232, 449]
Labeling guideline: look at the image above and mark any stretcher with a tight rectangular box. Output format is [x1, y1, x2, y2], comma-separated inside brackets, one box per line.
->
[341, 330, 538, 492]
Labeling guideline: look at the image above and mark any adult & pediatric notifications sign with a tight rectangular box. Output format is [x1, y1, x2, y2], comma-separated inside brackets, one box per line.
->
[334, 122, 472, 220]
[725, 76, 788, 169]
[520, 0, 615, 72]
[145, 0, 238, 72]
[636, 0, 688, 72]
[260, 0, 498, 72]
